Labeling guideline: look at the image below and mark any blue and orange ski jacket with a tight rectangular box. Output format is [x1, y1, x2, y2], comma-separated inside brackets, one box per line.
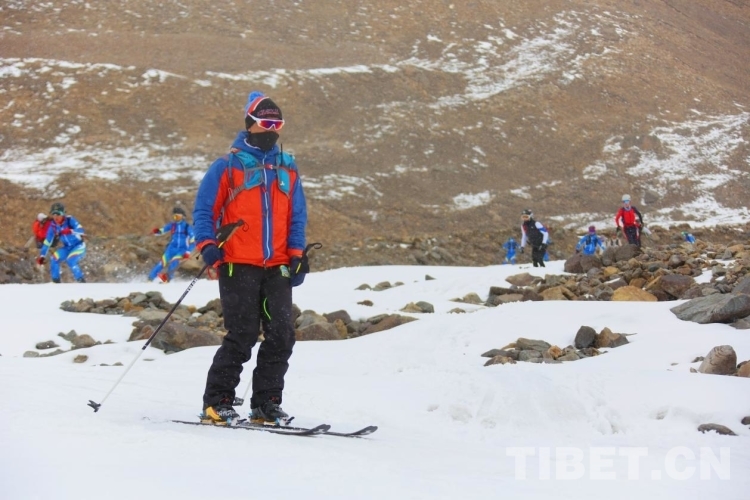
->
[193, 132, 307, 267]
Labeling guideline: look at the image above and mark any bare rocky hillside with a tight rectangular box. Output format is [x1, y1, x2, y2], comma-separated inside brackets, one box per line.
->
[1, 0, 749, 268]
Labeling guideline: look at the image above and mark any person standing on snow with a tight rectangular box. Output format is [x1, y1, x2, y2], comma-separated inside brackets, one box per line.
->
[520, 209, 549, 268]
[36, 202, 87, 283]
[148, 206, 196, 283]
[193, 91, 308, 425]
[614, 194, 644, 246]
[575, 226, 605, 256]
[502, 237, 519, 264]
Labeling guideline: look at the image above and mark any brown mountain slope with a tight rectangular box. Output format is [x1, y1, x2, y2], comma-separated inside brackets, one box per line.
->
[0, 0, 748, 262]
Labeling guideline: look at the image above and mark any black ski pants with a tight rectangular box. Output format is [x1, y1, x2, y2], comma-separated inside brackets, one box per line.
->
[623, 226, 641, 246]
[203, 263, 296, 410]
[531, 245, 546, 267]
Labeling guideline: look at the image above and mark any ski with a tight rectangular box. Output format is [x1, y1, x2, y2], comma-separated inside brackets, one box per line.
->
[172, 419, 330, 436]
[244, 421, 379, 438]
[325, 425, 378, 438]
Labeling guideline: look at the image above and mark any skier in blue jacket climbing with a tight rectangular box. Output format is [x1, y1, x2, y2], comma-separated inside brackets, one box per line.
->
[148, 206, 196, 282]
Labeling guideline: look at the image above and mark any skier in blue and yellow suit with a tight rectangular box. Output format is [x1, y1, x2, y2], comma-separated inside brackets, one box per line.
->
[148, 206, 196, 282]
[36, 202, 87, 283]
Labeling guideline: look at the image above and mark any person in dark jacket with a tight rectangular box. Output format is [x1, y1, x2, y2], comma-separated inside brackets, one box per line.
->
[148, 206, 196, 283]
[193, 91, 308, 426]
[36, 202, 87, 283]
[520, 209, 549, 268]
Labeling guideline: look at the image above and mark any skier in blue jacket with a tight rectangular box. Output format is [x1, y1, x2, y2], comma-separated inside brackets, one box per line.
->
[681, 231, 696, 244]
[502, 237, 518, 264]
[575, 226, 605, 256]
[148, 206, 196, 283]
[36, 202, 87, 283]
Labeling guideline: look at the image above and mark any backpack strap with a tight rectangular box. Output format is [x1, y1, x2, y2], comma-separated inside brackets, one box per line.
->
[218, 149, 296, 223]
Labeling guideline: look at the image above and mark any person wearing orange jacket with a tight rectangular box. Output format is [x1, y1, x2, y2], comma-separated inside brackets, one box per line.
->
[32, 213, 52, 249]
[614, 194, 644, 246]
[193, 91, 307, 426]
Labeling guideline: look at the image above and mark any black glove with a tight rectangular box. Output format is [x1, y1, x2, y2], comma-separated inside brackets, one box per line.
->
[538, 243, 548, 253]
[289, 255, 308, 287]
[201, 244, 223, 267]
[520, 247, 524, 254]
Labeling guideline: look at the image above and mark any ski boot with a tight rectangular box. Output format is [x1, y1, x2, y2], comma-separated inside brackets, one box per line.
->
[200, 401, 240, 426]
[52, 277, 61, 283]
[157, 272, 169, 283]
[250, 397, 289, 425]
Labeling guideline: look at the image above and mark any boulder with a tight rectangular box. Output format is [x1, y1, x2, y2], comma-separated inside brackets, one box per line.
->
[611, 286, 657, 302]
[296, 322, 343, 341]
[698, 345, 737, 375]
[671, 294, 750, 324]
[574, 326, 597, 349]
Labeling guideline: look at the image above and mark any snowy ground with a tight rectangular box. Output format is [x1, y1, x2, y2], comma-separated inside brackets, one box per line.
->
[1, 261, 748, 499]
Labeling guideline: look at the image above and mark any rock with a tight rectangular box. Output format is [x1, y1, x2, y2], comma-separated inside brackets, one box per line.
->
[611, 286, 658, 302]
[671, 294, 750, 324]
[23, 351, 40, 358]
[40, 349, 66, 357]
[505, 273, 536, 287]
[324, 310, 352, 325]
[73, 354, 88, 363]
[357, 300, 373, 306]
[733, 276, 750, 295]
[737, 362, 750, 378]
[546, 346, 563, 359]
[136, 309, 169, 322]
[133, 322, 223, 352]
[697, 423, 737, 436]
[484, 355, 516, 366]
[356, 283, 372, 290]
[557, 351, 580, 361]
[58, 330, 78, 342]
[400, 302, 424, 313]
[35, 340, 60, 350]
[540, 286, 569, 301]
[373, 281, 392, 291]
[458, 293, 483, 304]
[516, 338, 551, 352]
[481, 348, 515, 358]
[574, 326, 597, 349]
[698, 345, 737, 375]
[580, 255, 602, 273]
[415, 301, 435, 313]
[296, 322, 343, 341]
[71, 334, 98, 349]
[518, 350, 542, 361]
[615, 244, 641, 262]
[448, 308, 466, 314]
[564, 254, 584, 274]
[742, 416, 750, 426]
[595, 327, 630, 348]
[296, 310, 329, 328]
[492, 293, 524, 305]
[360, 314, 418, 335]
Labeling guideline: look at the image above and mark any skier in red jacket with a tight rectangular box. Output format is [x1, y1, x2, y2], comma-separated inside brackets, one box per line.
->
[614, 194, 644, 246]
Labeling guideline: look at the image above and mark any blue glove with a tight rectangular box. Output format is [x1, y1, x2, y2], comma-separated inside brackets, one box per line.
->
[289, 256, 307, 287]
[201, 244, 223, 267]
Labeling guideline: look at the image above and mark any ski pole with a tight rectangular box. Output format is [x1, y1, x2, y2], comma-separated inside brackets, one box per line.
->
[88, 219, 245, 412]
[232, 242, 322, 407]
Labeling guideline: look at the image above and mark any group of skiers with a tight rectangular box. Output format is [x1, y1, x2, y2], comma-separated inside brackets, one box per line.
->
[31, 204, 197, 284]
[29, 87, 708, 429]
[502, 194, 697, 264]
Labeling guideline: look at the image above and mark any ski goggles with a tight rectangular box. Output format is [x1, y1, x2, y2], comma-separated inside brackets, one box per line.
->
[51, 210, 65, 216]
[247, 114, 285, 131]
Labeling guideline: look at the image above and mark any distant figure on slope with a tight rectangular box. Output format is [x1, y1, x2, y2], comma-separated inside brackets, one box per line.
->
[148, 206, 196, 283]
[682, 231, 696, 244]
[575, 226, 605, 256]
[36, 202, 87, 283]
[27, 212, 52, 249]
[614, 194, 643, 246]
[520, 209, 549, 268]
[194, 91, 308, 426]
[502, 237, 518, 264]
